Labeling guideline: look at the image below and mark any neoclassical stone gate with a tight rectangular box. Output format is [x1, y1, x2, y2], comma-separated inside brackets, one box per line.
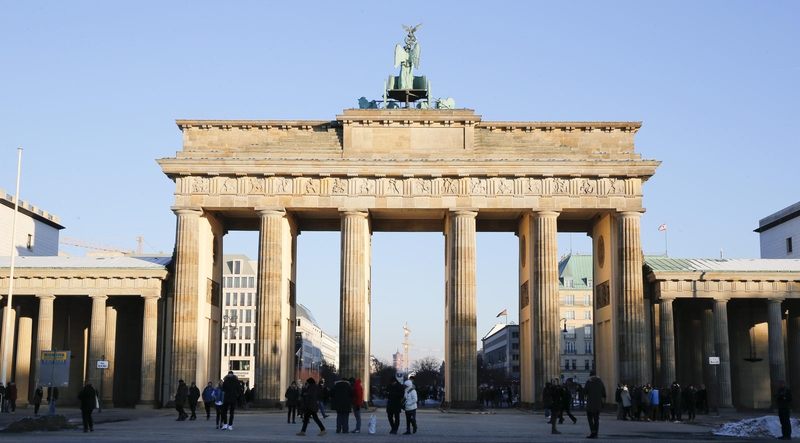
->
[158, 108, 659, 408]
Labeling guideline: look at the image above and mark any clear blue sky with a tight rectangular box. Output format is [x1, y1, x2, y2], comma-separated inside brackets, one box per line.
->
[2, 1, 798, 364]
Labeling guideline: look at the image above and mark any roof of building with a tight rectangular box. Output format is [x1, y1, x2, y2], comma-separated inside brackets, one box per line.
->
[222, 254, 257, 275]
[0, 189, 64, 229]
[0, 255, 171, 269]
[644, 257, 800, 273]
[558, 253, 593, 289]
[755, 200, 800, 233]
[297, 303, 320, 327]
[482, 322, 518, 341]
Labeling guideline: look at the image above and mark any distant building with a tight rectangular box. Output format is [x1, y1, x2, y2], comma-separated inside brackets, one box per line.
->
[481, 323, 520, 381]
[392, 350, 404, 373]
[295, 303, 339, 375]
[755, 201, 800, 258]
[0, 190, 63, 256]
[221, 254, 258, 383]
[558, 253, 594, 384]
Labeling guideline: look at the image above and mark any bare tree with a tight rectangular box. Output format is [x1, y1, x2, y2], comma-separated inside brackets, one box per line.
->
[411, 356, 442, 389]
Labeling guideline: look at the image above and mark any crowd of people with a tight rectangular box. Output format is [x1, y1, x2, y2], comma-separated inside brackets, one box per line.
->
[611, 381, 708, 422]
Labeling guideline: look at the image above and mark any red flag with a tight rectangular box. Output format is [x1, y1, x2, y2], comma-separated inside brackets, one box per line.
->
[496, 309, 507, 318]
[658, 223, 667, 232]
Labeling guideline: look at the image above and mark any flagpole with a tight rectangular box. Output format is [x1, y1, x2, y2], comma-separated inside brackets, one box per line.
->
[2, 148, 22, 385]
[664, 228, 668, 257]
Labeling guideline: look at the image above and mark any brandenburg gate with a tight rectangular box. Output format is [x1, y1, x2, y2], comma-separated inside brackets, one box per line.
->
[158, 107, 660, 408]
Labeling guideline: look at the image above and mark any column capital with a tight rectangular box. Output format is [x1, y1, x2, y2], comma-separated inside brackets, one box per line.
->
[338, 209, 369, 218]
[141, 292, 161, 300]
[659, 296, 675, 303]
[170, 206, 203, 217]
[255, 206, 286, 217]
[713, 296, 731, 303]
[533, 210, 560, 218]
[35, 293, 55, 300]
[618, 211, 644, 219]
[768, 297, 785, 304]
[89, 294, 108, 301]
[449, 209, 478, 218]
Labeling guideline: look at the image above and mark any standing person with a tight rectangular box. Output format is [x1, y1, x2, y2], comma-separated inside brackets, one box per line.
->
[318, 379, 330, 418]
[47, 386, 59, 415]
[777, 380, 793, 440]
[33, 386, 44, 415]
[331, 377, 353, 433]
[584, 370, 606, 439]
[684, 384, 697, 422]
[77, 380, 97, 433]
[221, 370, 239, 430]
[506, 385, 514, 408]
[649, 385, 660, 421]
[7, 382, 16, 413]
[620, 384, 632, 420]
[542, 382, 553, 420]
[350, 378, 363, 433]
[201, 382, 215, 421]
[641, 384, 652, 421]
[696, 384, 708, 414]
[403, 380, 418, 434]
[174, 379, 188, 421]
[213, 380, 225, 429]
[615, 384, 623, 420]
[670, 381, 682, 422]
[188, 381, 201, 420]
[285, 381, 300, 424]
[660, 386, 672, 421]
[385, 378, 404, 434]
[548, 378, 564, 434]
[297, 377, 326, 436]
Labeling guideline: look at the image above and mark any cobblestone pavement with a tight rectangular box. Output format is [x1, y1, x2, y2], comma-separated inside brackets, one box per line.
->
[0, 405, 773, 442]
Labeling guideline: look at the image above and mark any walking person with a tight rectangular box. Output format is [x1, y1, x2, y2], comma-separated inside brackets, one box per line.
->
[174, 379, 188, 421]
[615, 384, 623, 420]
[33, 386, 43, 415]
[350, 378, 363, 433]
[188, 381, 201, 420]
[46, 386, 58, 415]
[318, 379, 330, 418]
[221, 370, 239, 430]
[213, 380, 225, 429]
[403, 380, 418, 434]
[285, 381, 300, 424]
[297, 377, 326, 436]
[548, 378, 564, 435]
[331, 377, 353, 433]
[201, 382, 215, 421]
[777, 380, 793, 440]
[77, 380, 98, 433]
[584, 370, 606, 439]
[558, 382, 577, 424]
[543, 382, 553, 419]
[385, 378, 404, 434]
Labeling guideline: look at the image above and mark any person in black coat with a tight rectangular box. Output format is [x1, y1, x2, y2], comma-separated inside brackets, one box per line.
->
[669, 382, 682, 422]
[548, 378, 564, 434]
[777, 380, 793, 440]
[298, 378, 326, 436]
[188, 381, 201, 420]
[77, 380, 97, 433]
[221, 371, 239, 430]
[331, 378, 354, 433]
[384, 378, 405, 434]
[174, 380, 188, 421]
[285, 381, 300, 424]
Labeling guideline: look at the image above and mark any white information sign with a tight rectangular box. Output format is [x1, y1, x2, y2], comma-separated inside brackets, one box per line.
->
[97, 360, 109, 369]
[708, 356, 720, 365]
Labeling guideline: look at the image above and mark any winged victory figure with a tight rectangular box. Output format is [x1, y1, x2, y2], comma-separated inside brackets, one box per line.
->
[394, 23, 422, 89]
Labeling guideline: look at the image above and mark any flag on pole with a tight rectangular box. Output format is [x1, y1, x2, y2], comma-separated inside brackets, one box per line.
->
[658, 223, 667, 232]
[496, 309, 507, 318]
[295, 348, 302, 357]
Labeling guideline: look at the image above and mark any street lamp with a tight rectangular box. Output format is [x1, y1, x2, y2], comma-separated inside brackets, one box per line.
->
[222, 313, 238, 371]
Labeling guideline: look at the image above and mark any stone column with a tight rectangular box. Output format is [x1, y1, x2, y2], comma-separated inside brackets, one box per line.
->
[0, 306, 17, 379]
[618, 211, 647, 386]
[255, 208, 286, 406]
[339, 210, 370, 385]
[767, 298, 786, 402]
[138, 293, 160, 409]
[659, 297, 676, 387]
[787, 302, 800, 405]
[102, 307, 117, 405]
[713, 298, 733, 409]
[170, 207, 202, 394]
[14, 317, 32, 406]
[446, 210, 477, 408]
[33, 294, 55, 390]
[702, 307, 715, 409]
[532, 211, 559, 395]
[87, 294, 107, 388]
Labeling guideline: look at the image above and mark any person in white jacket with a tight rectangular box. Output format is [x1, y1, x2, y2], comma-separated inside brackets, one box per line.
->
[402, 380, 418, 434]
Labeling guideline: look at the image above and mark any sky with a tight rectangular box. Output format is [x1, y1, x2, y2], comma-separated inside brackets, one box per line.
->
[1, 1, 798, 366]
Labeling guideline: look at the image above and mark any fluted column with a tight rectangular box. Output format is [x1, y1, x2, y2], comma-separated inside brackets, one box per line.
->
[767, 298, 786, 403]
[702, 308, 715, 409]
[787, 303, 800, 405]
[255, 208, 286, 405]
[532, 211, 559, 396]
[170, 207, 202, 395]
[87, 295, 107, 388]
[33, 294, 55, 390]
[713, 298, 733, 408]
[138, 293, 160, 408]
[102, 307, 117, 404]
[14, 317, 32, 406]
[339, 210, 370, 384]
[618, 212, 647, 386]
[446, 210, 477, 408]
[659, 297, 676, 387]
[0, 306, 16, 379]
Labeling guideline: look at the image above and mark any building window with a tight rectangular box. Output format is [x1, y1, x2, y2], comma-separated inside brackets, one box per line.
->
[565, 311, 575, 320]
[564, 359, 569, 369]
[297, 319, 301, 327]
[512, 343, 519, 350]
[565, 279, 573, 288]
[788, 237, 794, 254]
[585, 342, 592, 354]
[226, 277, 232, 288]
[240, 293, 245, 306]
[247, 293, 252, 306]
[584, 311, 592, 320]
[27, 234, 33, 250]
[232, 293, 238, 306]
[230, 343, 236, 357]
[234, 277, 240, 288]
[512, 365, 520, 373]
[249, 277, 254, 288]
[234, 260, 241, 275]
[584, 295, 591, 306]
[226, 293, 231, 306]
[571, 359, 576, 370]
[512, 331, 519, 338]
[584, 325, 592, 338]
[564, 295, 574, 306]
[565, 326, 576, 339]
[584, 359, 590, 370]
[223, 344, 227, 357]
[565, 341, 576, 354]
[246, 310, 252, 323]
[245, 344, 251, 357]
[245, 326, 251, 340]
[512, 354, 519, 361]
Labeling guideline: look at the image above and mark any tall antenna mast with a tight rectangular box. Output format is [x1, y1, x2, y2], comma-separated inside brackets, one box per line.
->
[402, 323, 414, 374]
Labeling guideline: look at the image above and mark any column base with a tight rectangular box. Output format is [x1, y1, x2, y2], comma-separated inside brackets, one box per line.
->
[135, 401, 158, 410]
[252, 399, 283, 409]
[445, 400, 480, 410]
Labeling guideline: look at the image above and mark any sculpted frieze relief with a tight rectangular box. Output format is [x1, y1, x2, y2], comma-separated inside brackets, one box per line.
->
[183, 175, 633, 198]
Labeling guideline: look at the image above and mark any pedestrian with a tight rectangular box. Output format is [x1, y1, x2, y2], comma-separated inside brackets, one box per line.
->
[318, 379, 330, 418]
[660, 386, 671, 421]
[776, 380, 792, 440]
[201, 382, 214, 421]
[542, 381, 554, 419]
[7, 382, 16, 413]
[621, 384, 632, 420]
[174, 379, 188, 421]
[584, 370, 606, 439]
[350, 378, 363, 433]
[385, 378, 404, 434]
[213, 380, 225, 429]
[641, 384, 652, 421]
[548, 378, 564, 434]
[285, 381, 300, 424]
[403, 380, 418, 434]
[297, 377, 326, 436]
[77, 380, 97, 433]
[649, 384, 660, 421]
[506, 385, 514, 408]
[696, 384, 708, 414]
[332, 377, 353, 433]
[46, 386, 59, 415]
[33, 386, 43, 415]
[670, 381, 682, 422]
[615, 384, 623, 420]
[244, 385, 254, 410]
[558, 381, 577, 424]
[221, 370, 239, 430]
[684, 384, 697, 422]
[188, 381, 200, 420]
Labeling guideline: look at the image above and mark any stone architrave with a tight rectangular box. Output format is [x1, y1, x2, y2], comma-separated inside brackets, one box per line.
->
[445, 210, 477, 409]
[33, 294, 55, 390]
[88, 294, 107, 388]
[713, 298, 733, 409]
[618, 212, 647, 386]
[339, 210, 371, 386]
[138, 293, 160, 408]
[767, 298, 786, 402]
[532, 211, 559, 394]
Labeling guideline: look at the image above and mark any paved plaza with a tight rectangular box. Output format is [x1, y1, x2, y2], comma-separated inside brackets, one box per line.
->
[0, 405, 777, 442]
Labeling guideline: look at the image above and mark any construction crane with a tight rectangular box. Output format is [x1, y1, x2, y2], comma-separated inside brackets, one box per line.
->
[59, 236, 144, 254]
[402, 323, 414, 374]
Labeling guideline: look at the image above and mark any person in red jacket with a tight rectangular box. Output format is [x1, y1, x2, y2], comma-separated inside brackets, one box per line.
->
[350, 378, 364, 433]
